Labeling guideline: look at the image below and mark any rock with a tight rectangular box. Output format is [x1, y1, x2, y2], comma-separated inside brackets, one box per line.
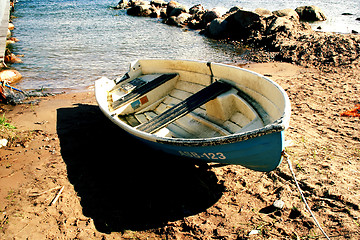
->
[150, 0, 166, 8]
[356, 17, 360, 21]
[132, 0, 150, 6]
[169, 6, 189, 18]
[159, 7, 167, 18]
[0, 139, 8, 148]
[187, 5, 206, 29]
[187, 19, 202, 29]
[175, 12, 191, 25]
[165, 13, 191, 26]
[295, 5, 326, 21]
[266, 16, 295, 35]
[149, 6, 161, 18]
[127, 5, 141, 16]
[0, 70, 22, 84]
[127, 4, 152, 17]
[254, 8, 272, 17]
[273, 8, 299, 21]
[4, 53, 22, 64]
[202, 7, 227, 26]
[166, 1, 186, 17]
[228, 6, 243, 13]
[189, 4, 205, 15]
[8, 23, 14, 30]
[205, 18, 228, 39]
[273, 199, 285, 209]
[225, 9, 266, 40]
[248, 229, 260, 236]
[113, 0, 129, 9]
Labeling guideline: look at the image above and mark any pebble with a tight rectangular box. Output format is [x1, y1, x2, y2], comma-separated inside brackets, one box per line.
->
[273, 199, 285, 209]
[248, 229, 260, 236]
[0, 139, 8, 148]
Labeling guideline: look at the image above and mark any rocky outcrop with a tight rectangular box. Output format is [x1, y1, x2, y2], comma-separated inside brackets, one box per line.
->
[112, 0, 360, 67]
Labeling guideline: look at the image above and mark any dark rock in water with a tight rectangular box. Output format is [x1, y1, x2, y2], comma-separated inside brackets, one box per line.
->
[352, 30, 359, 34]
[225, 9, 265, 40]
[150, 0, 166, 8]
[189, 4, 205, 15]
[187, 5, 206, 29]
[341, 13, 353, 16]
[205, 18, 228, 39]
[159, 7, 167, 18]
[127, 3, 153, 17]
[113, 0, 129, 9]
[295, 5, 327, 21]
[228, 6, 243, 13]
[201, 7, 227, 26]
[356, 17, 360, 21]
[127, 5, 142, 16]
[149, 7, 161, 18]
[164, 13, 191, 27]
[169, 6, 188, 18]
[166, 1, 188, 17]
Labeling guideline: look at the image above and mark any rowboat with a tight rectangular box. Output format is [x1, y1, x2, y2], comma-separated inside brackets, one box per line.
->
[95, 59, 291, 172]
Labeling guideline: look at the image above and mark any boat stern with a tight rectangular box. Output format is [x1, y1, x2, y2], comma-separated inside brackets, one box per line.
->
[95, 76, 115, 116]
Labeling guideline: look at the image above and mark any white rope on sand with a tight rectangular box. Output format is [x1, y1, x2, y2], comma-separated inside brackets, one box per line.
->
[283, 151, 331, 240]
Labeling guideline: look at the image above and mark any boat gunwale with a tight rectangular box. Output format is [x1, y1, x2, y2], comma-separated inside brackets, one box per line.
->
[95, 59, 291, 147]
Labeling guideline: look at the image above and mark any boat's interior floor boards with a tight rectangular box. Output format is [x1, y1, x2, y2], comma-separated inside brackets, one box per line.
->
[136, 81, 232, 134]
[116, 74, 269, 139]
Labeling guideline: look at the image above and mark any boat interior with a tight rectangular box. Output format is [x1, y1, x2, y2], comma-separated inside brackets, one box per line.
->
[106, 65, 284, 139]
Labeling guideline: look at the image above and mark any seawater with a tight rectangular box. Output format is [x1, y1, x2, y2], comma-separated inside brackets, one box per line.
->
[11, 0, 360, 90]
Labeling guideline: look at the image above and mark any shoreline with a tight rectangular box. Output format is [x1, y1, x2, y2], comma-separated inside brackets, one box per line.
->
[1, 61, 359, 239]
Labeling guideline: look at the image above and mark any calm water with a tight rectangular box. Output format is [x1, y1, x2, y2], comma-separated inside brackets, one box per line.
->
[11, 0, 360, 90]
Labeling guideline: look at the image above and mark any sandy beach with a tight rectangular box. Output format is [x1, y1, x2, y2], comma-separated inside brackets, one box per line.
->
[0, 59, 359, 239]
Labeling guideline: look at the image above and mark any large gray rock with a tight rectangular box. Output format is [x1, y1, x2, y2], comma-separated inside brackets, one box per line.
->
[295, 5, 326, 21]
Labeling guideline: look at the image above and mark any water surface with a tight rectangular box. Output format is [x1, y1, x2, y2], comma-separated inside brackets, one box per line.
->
[11, 0, 360, 90]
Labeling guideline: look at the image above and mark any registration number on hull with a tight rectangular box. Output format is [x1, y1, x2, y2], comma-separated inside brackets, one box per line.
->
[178, 151, 226, 160]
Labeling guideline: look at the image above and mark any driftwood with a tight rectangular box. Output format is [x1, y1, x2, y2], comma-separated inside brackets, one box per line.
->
[50, 186, 64, 206]
[28, 186, 62, 197]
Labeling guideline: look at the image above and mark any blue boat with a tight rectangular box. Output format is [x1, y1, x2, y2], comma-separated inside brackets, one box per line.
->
[95, 59, 291, 172]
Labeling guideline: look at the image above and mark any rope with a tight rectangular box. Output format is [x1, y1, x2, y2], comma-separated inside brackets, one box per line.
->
[283, 151, 331, 240]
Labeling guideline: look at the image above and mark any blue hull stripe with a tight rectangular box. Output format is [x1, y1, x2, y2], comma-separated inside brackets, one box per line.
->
[136, 131, 284, 172]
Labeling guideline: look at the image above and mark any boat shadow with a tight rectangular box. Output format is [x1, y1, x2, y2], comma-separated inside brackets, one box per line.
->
[56, 104, 224, 233]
